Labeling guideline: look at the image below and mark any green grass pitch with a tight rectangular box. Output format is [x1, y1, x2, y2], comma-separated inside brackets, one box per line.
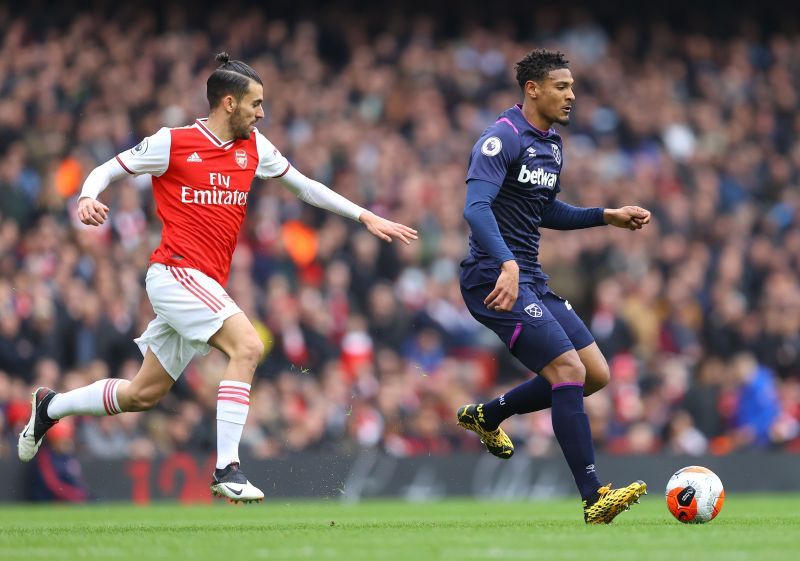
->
[1, 495, 798, 560]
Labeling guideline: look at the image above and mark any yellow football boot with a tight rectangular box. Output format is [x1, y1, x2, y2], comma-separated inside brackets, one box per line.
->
[456, 404, 514, 459]
[583, 480, 648, 524]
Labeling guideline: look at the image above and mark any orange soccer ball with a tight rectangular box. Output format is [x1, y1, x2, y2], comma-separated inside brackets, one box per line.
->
[665, 466, 725, 523]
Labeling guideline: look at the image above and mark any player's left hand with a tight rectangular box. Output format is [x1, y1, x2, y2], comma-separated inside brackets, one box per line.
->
[484, 260, 519, 312]
[603, 206, 651, 230]
[78, 196, 110, 226]
[359, 211, 419, 244]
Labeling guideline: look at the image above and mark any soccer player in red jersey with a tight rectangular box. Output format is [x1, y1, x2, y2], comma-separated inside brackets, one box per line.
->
[18, 53, 418, 502]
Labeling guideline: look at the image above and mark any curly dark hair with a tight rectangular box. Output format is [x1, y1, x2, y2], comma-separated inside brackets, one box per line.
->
[514, 49, 569, 89]
[206, 52, 263, 109]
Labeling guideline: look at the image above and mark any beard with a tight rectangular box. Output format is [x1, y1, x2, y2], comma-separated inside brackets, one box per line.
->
[554, 113, 571, 126]
[231, 109, 253, 139]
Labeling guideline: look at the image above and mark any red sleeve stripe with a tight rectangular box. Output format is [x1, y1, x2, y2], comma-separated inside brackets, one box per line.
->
[169, 268, 222, 312]
[272, 163, 291, 178]
[116, 155, 134, 174]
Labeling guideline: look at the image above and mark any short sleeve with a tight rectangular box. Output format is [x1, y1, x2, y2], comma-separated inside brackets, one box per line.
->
[115, 127, 171, 177]
[466, 122, 521, 187]
[255, 130, 291, 179]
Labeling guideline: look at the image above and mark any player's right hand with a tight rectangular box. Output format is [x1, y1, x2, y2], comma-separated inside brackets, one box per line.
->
[485, 260, 519, 312]
[78, 196, 110, 226]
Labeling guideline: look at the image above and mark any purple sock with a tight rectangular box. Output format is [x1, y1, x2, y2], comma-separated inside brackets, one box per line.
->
[551, 383, 601, 501]
[481, 375, 552, 430]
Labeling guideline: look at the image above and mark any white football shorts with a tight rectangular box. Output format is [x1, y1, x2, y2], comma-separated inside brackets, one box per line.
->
[134, 263, 242, 380]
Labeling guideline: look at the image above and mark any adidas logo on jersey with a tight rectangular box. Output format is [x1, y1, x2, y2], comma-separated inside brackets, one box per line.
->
[186, 152, 203, 163]
[517, 165, 558, 188]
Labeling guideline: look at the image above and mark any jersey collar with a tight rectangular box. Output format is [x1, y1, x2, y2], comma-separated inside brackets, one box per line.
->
[514, 104, 556, 137]
[194, 119, 237, 150]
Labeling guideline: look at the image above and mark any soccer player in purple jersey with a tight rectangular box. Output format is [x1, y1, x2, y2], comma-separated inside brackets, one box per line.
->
[456, 49, 651, 524]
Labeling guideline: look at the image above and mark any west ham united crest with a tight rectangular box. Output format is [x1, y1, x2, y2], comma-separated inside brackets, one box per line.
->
[524, 303, 543, 318]
[550, 144, 561, 165]
[234, 149, 248, 169]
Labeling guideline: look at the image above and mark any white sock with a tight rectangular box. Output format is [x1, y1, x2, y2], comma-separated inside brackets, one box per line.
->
[47, 379, 123, 419]
[216, 380, 251, 470]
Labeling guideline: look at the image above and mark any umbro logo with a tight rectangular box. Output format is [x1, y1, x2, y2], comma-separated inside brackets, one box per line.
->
[187, 152, 203, 163]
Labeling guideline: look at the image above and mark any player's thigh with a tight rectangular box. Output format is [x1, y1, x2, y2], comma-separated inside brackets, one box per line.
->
[207, 311, 263, 361]
[541, 290, 608, 389]
[138, 264, 245, 377]
[461, 282, 574, 373]
[540, 289, 595, 351]
[146, 263, 242, 344]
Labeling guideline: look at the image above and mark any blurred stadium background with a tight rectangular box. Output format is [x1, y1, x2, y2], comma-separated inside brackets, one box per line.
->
[1, 0, 800, 503]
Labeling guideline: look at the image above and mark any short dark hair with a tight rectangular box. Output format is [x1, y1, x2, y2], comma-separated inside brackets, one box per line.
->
[206, 52, 263, 109]
[515, 49, 569, 89]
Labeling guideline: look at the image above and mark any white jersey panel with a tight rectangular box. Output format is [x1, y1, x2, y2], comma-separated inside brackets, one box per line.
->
[254, 129, 290, 179]
[116, 127, 172, 177]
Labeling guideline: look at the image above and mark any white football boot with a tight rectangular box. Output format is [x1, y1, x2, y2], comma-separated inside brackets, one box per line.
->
[210, 462, 264, 503]
[18, 387, 59, 462]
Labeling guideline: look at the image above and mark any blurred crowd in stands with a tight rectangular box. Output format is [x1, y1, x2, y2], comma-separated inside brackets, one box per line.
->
[1, 3, 800, 467]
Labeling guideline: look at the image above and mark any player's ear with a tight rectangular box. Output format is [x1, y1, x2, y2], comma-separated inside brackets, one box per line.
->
[525, 80, 538, 99]
[222, 94, 237, 114]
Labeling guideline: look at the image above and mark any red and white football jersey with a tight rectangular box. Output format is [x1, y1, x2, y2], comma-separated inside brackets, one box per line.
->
[116, 119, 289, 285]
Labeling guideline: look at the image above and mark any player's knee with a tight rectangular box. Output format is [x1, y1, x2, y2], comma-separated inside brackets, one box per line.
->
[586, 364, 610, 395]
[543, 352, 586, 385]
[232, 335, 264, 365]
[583, 359, 610, 396]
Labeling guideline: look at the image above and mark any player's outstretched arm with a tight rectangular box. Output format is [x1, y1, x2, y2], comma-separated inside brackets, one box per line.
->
[76, 158, 129, 226]
[358, 210, 418, 244]
[603, 206, 651, 231]
[77, 128, 169, 227]
[277, 167, 417, 244]
[540, 199, 606, 230]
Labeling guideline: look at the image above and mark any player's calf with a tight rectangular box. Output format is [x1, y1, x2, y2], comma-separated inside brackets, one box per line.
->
[118, 383, 164, 412]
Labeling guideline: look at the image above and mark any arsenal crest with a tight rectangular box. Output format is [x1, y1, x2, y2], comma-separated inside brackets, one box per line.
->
[234, 149, 248, 169]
